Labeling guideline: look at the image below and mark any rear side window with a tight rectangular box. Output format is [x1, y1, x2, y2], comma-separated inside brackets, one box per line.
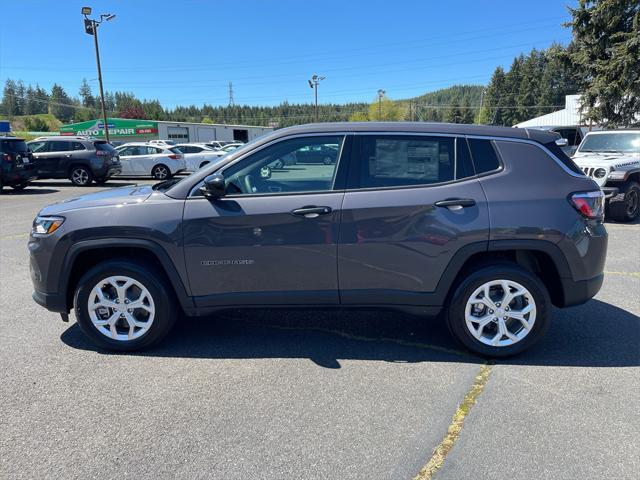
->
[353, 136, 457, 188]
[1, 140, 28, 153]
[72, 142, 86, 151]
[467, 139, 501, 174]
[50, 141, 71, 152]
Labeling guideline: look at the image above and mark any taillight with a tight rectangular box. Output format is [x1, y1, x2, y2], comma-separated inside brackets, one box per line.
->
[569, 191, 605, 219]
[3, 153, 12, 162]
[168, 154, 179, 159]
[95, 150, 109, 156]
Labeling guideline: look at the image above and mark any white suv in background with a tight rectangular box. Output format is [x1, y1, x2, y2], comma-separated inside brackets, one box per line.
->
[176, 143, 226, 172]
[115, 143, 186, 179]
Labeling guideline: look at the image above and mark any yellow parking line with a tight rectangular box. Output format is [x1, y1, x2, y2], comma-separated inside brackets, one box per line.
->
[605, 270, 640, 278]
[0, 233, 28, 240]
[414, 363, 494, 480]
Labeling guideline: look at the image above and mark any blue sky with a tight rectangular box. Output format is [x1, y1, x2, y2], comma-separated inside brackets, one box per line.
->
[0, 0, 574, 108]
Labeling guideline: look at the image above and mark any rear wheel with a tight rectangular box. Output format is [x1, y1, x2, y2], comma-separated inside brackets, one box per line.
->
[608, 181, 640, 222]
[447, 263, 551, 357]
[70, 166, 93, 186]
[152, 164, 172, 180]
[74, 259, 177, 351]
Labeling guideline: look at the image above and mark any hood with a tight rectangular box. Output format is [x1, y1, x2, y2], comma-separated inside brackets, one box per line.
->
[39, 184, 154, 216]
[573, 152, 640, 167]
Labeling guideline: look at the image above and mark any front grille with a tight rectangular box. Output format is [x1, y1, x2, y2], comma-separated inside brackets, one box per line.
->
[583, 167, 596, 178]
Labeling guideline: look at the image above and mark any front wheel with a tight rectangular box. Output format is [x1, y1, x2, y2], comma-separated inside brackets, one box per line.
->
[74, 259, 178, 351]
[607, 181, 640, 223]
[11, 182, 29, 191]
[447, 264, 551, 357]
[152, 164, 172, 180]
[70, 166, 93, 186]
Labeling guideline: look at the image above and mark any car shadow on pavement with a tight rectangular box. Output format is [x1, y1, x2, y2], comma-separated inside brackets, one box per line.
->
[1, 188, 59, 195]
[60, 299, 639, 368]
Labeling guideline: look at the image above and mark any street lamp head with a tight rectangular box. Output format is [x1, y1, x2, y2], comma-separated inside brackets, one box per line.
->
[81, 6, 92, 15]
[378, 89, 386, 97]
[308, 79, 314, 89]
[105, 14, 116, 21]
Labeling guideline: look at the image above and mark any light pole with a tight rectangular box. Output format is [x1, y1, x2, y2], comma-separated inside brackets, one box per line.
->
[377, 89, 385, 120]
[308, 74, 325, 123]
[82, 7, 115, 142]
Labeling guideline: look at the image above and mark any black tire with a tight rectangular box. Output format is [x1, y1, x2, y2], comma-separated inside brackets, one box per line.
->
[446, 263, 551, 357]
[73, 259, 178, 351]
[152, 164, 172, 180]
[10, 182, 28, 191]
[199, 161, 210, 169]
[607, 181, 640, 223]
[69, 165, 93, 186]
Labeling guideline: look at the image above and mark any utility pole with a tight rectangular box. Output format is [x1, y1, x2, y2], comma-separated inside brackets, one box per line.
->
[308, 74, 325, 123]
[228, 81, 235, 107]
[82, 7, 115, 143]
[377, 89, 385, 120]
[478, 88, 486, 124]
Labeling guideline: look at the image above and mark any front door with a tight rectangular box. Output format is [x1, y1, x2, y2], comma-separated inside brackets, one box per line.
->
[183, 135, 350, 307]
[338, 134, 490, 305]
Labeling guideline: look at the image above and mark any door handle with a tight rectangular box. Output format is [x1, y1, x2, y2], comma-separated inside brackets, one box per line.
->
[291, 206, 333, 218]
[434, 198, 476, 211]
[64, 154, 72, 158]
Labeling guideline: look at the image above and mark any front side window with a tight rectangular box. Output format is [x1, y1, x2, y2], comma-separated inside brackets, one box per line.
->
[222, 135, 344, 196]
[352, 135, 462, 189]
[28, 141, 47, 153]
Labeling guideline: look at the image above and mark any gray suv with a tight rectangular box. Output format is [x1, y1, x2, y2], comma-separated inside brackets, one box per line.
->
[29, 123, 607, 357]
[28, 136, 122, 186]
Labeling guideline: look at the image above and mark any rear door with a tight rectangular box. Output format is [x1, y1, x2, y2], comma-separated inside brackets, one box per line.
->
[182, 134, 351, 306]
[338, 134, 489, 305]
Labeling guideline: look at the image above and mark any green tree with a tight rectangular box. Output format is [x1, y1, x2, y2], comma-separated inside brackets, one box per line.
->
[478, 67, 506, 124]
[49, 84, 74, 121]
[78, 78, 95, 108]
[1, 79, 19, 116]
[567, 0, 640, 127]
[24, 116, 49, 132]
[460, 97, 476, 124]
[367, 95, 404, 121]
[443, 100, 463, 123]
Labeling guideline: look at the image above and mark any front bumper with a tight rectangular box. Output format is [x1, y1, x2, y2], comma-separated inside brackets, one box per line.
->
[32, 290, 68, 313]
[602, 186, 619, 199]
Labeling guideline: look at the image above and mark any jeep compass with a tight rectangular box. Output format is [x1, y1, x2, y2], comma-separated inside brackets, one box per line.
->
[29, 123, 607, 356]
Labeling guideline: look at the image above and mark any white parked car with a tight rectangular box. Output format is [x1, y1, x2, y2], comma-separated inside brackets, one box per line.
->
[572, 129, 640, 222]
[176, 143, 226, 172]
[201, 140, 237, 150]
[115, 143, 186, 180]
[148, 139, 177, 147]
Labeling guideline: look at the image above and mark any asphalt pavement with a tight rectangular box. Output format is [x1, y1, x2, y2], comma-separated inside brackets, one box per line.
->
[1, 179, 638, 479]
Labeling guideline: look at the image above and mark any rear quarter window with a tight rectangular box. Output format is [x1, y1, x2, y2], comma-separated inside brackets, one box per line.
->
[543, 141, 583, 175]
[169, 147, 183, 154]
[94, 142, 117, 153]
[467, 139, 501, 174]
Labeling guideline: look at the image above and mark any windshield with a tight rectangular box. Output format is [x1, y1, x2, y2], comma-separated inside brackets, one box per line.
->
[579, 133, 640, 153]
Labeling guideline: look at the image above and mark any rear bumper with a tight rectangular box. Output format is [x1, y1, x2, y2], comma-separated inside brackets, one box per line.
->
[2, 167, 38, 185]
[32, 290, 68, 314]
[559, 273, 604, 308]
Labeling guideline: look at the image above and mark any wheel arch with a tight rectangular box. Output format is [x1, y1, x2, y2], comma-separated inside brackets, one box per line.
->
[61, 239, 194, 314]
[437, 240, 572, 308]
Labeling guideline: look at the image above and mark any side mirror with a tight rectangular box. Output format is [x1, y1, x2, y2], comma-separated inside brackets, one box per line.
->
[555, 137, 569, 147]
[200, 173, 226, 199]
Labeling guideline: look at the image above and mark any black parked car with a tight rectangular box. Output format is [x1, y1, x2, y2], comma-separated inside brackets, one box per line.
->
[27, 137, 122, 186]
[0, 136, 38, 193]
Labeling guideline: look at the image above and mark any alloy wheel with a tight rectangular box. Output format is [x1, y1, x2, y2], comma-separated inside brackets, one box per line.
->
[464, 279, 536, 347]
[87, 276, 156, 341]
[72, 168, 90, 185]
[153, 166, 169, 179]
[626, 188, 639, 217]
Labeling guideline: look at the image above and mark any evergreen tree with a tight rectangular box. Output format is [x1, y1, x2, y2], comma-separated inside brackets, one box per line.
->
[567, 0, 640, 127]
[34, 85, 50, 114]
[49, 84, 74, 121]
[460, 97, 475, 124]
[78, 79, 95, 108]
[478, 67, 506, 125]
[443, 100, 463, 123]
[1, 79, 19, 116]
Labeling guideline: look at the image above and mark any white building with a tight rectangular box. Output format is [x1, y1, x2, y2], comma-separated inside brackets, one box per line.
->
[514, 95, 585, 128]
[157, 120, 273, 144]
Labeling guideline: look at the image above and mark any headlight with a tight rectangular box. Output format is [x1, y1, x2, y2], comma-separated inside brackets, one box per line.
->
[594, 168, 607, 178]
[32, 216, 65, 235]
